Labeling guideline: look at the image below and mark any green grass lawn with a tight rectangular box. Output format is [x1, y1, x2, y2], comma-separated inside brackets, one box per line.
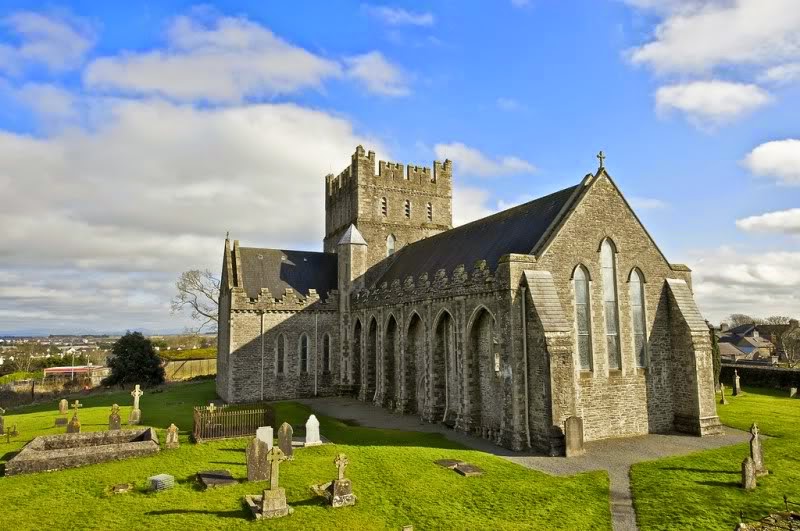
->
[631, 387, 800, 530]
[159, 348, 217, 361]
[0, 381, 611, 530]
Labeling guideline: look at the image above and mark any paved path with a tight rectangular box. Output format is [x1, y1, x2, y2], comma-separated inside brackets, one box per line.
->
[296, 397, 750, 531]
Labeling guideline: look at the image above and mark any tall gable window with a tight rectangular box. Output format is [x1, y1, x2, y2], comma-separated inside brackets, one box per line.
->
[404, 199, 411, 218]
[573, 265, 592, 371]
[299, 334, 309, 374]
[601, 239, 621, 369]
[386, 234, 396, 257]
[323, 333, 331, 373]
[381, 197, 387, 216]
[427, 202, 433, 221]
[629, 269, 647, 368]
[276, 334, 286, 375]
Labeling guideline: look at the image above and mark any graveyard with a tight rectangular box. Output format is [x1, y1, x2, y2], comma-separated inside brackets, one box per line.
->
[0, 379, 797, 530]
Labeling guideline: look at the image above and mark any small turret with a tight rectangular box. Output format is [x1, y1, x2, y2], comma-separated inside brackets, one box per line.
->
[337, 224, 368, 314]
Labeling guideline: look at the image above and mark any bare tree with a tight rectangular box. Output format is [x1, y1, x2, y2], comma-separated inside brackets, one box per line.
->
[783, 328, 800, 368]
[763, 315, 793, 325]
[171, 269, 220, 333]
[728, 314, 762, 327]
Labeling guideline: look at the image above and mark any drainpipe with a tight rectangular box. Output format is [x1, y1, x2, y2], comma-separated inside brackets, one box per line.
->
[520, 286, 532, 449]
[314, 313, 319, 396]
[260, 310, 265, 401]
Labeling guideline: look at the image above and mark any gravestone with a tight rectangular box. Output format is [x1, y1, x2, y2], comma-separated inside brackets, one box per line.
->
[304, 415, 322, 447]
[244, 446, 293, 519]
[733, 370, 741, 396]
[129, 385, 143, 425]
[108, 404, 121, 430]
[330, 453, 357, 507]
[564, 416, 585, 457]
[0, 407, 4, 436]
[256, 426, 273, 450]
[166, 423, 179, 449]
[197, 470, 237, 488]
[720, 384, 729, 405]
[58, 399, 68, 415]
[434, 459, 464, 469]
[112, 483, 132, 495]
[247, 437, 271, 481]
[741, 456, 757, 490]
[790, 387, 797, 398]
[67, 400, 82, 434]
[148, 473, 175, 491]
[277, 422, 293, 459]
[454, 463, 484, 477]
[749, 423, 768, 477]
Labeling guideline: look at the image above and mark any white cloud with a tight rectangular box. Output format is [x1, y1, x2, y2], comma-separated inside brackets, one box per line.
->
[434, 142, 535, 177]
[452, 185, 494, 226]
[345, 51, 410, 96]
[0, 11, 94, 74]
[627, 0, 800, 75]
[655, 80, 771, 126]
[496, 97, 524, 111]
[689, 246, 800, 324]
[84, 13, 341, 103]
[758, 62, 800, 85]
[736, 208, 800, 235]
[14, 83, 76, 120]
[742, 139, 800, 186]
[629, 196, 667, 209]
[362, 5, 434, 26]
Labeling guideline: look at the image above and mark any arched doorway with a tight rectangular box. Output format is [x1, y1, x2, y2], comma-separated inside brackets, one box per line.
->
[383, 315, 398, 408]
[405, 312, 424, 414]
[432, 310, 457, 424]
[466, 307, 495, 433]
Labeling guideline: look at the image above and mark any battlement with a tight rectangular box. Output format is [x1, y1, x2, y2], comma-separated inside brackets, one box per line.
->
[326, 145, 452, 199]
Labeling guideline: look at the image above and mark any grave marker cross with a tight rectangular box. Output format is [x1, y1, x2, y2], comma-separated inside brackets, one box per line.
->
[266, 446, 286, 490]
[71, 400, 82, 414]
[335, 453, 348, 481]
[131, 385, 143, 409]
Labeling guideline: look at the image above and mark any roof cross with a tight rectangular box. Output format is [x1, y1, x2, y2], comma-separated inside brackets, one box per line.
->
[597, 150, 606, 169]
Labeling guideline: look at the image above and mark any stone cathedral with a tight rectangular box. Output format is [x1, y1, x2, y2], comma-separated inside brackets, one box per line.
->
[216, 146, 721, 455]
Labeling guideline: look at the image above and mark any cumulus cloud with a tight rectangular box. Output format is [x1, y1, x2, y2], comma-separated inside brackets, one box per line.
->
[742, 139, 800, 186]
[655, 80, 771, 126]
[627, 0, 800, 75]
[689, 246, 800, 324]
[434, 142, 535, 177]
[0, 11, 94, 74]
[345, 51, 410, 96]
[758, 63, 800, 85]
[13, 83, 77, 120]
[736, 208, 800, 235]
[629, 196, 667, 209]
[362, 5, 434, 26]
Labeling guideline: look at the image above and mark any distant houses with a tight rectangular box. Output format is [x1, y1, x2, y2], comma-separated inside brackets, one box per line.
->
[717, 320, 799, 364]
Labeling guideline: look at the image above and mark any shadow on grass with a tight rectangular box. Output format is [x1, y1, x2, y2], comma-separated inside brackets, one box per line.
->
[145, 509, 245, 519]
[293, 496, 328, 508]
[661, 467, 739, 475]
[210, 461, 242, 466]
[219, 448, 245, 453]
[696, 480, 741, 488]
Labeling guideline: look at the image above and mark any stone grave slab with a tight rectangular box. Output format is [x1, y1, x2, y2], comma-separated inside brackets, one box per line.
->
[197, 469, 237, 489]
[54, 417, 68, 427]
[454, 463, 484, 477]
[148, 473, 175, 491]
[434, 459, 464, 469]
[112, 483, 132, 495]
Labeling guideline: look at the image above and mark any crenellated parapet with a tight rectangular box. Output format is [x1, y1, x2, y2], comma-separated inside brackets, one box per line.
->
[230, 286, 339, 313]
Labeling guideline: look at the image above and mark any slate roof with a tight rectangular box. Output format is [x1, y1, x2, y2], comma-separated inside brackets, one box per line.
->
[237, 247, 337, 299]
[719, 342, 746, 359]
[375, 184, 581, 286]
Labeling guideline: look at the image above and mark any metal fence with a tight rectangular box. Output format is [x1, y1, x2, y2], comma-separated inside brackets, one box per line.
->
[163, 359, 216, 382]
[191, 404, 274, 443]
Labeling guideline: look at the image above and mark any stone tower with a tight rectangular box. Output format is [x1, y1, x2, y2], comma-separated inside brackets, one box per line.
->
[324, 145, 453, 269]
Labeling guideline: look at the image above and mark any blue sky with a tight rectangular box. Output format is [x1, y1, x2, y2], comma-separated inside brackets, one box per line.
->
[0, 0, 798, 334]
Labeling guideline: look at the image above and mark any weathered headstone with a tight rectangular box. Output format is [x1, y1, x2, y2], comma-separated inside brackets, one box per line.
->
[733, 370, 741, 396]
[256, 426, 273, 450]
[304, 415, 322, 447]
[244, 446, 293, 519]
[247, 437, 271, 481]
[330, 453, 357, 507]
[749, 423, 768, 477]
[166, 423, 179, 449]
[67, 400, 82, 433]
[720, 383, 729, 405]
[58, 399, 68, 415]
[129, 385, 143, 425]
[277, 422, 293, 459]
[741, 456, 757, 490]
[108, 404, 121, 430]
[790, 387, 797, 398]
[564, 416, 585, 457]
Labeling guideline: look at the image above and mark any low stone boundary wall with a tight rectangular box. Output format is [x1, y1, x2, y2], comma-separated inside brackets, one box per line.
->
[5, 427, 160, 476]
[721, 363, 800, 390]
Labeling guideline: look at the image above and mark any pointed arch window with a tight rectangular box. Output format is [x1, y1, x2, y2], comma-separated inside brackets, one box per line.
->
[573, 265, 593, 371]
[386, 234, 396, 257]
[275, 334, 286, 375]
[299, 334, 309, 374]
[323, 333, 332, 373]
[601, 239, 621, 369]
[380, 197, 387, 216]
[629, 269, 647, 368]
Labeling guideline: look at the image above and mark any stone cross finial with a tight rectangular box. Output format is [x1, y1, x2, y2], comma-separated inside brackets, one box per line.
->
[266, 446, 287, 490]
[71, 400, 82, 414]
[207, 403, 217, 414]
[597, 150, 606, 169]
[335, 453, 349, 480]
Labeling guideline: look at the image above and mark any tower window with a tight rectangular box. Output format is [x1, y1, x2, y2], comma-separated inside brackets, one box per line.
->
[404, 199, 411, 218]
[381, 197, 387, 216]
[386, 234, 396, 257]
[427, 202, 433, 221]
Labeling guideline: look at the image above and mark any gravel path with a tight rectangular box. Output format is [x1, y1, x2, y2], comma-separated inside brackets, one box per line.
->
[296, 397, 750, 531]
